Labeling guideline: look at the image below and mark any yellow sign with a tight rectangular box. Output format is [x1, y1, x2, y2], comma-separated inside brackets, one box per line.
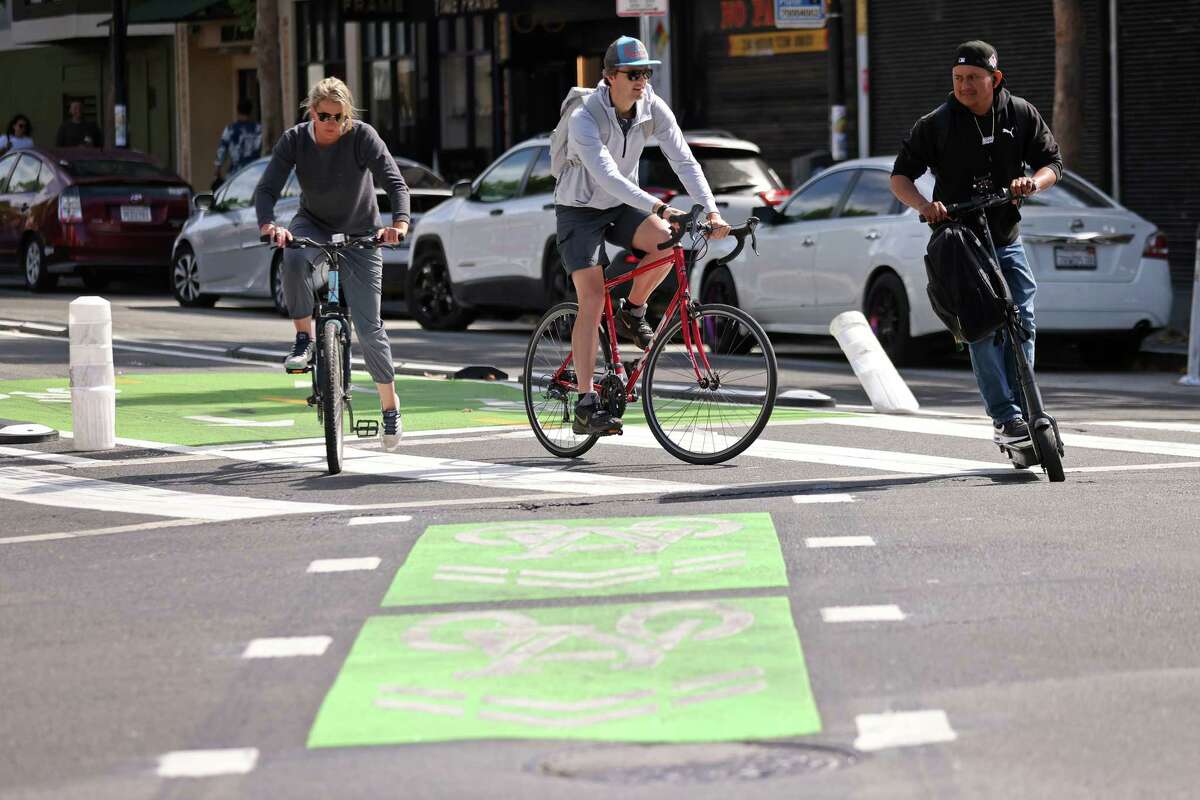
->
[728, 30, 827, 57]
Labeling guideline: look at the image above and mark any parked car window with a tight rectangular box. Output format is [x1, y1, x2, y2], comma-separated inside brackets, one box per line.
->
[640, 146, 783, 195]
[783, 170, 855, 221]
[523, 148, 555, 196]
[219, 161, 269, 210]
[840, 169, 899, 217]
[475, 148, 537, 202]
[1022, 174, 1111, 209]
[399, 163, 448, 189]
[62, 160, 175, 179]
[0, 153, 19, 192]
[8, 155, 45, 193]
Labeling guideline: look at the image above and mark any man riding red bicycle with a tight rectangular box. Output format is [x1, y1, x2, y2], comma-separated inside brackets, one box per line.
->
[553, 36, 731, 436]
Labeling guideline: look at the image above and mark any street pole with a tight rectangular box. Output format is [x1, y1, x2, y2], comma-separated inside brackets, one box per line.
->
[111, 0, 128, 148]
[827, 0, 847, 161]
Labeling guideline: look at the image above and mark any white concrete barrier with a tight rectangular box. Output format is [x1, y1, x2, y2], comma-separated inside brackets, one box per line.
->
[830, 310, 919, 414]
[1180, 224, 1200, 387]
[69, 297, 116, 450]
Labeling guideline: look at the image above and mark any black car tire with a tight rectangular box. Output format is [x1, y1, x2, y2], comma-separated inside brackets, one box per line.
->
[405, 247, 476, 330]
[270, 255, 289, 317]
[700, 266, 753, 355]
[544, 240, 574, 307]
[22, 237, 56, 293]
[171, 246, 218, 308]
[864, 271, 915, 365]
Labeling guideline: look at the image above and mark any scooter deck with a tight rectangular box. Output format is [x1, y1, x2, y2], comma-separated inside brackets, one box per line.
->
[1000, 440, 1038, 469]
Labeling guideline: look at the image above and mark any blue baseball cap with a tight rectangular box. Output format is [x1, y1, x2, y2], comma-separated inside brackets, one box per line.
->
[604, 36, 661, 70]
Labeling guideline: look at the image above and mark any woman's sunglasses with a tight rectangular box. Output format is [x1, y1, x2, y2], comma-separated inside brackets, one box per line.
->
[619, 69, 653, 82]
[316, 111, 344, 123]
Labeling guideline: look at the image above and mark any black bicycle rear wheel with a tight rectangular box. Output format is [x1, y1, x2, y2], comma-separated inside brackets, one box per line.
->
[320, 319, 345, 474]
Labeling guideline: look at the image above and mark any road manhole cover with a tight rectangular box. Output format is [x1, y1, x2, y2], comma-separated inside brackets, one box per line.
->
[533, 743, 858, 784]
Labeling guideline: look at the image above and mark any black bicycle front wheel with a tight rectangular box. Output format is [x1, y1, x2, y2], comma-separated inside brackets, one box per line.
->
[642, 303, 777, 465]
[320, 319, 345, 474]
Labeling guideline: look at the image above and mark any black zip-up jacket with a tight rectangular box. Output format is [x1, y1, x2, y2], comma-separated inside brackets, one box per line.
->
[892, 86, 1063, 246]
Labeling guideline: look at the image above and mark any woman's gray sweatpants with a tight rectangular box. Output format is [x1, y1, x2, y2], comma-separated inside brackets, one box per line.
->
[283, 215, 395, 385]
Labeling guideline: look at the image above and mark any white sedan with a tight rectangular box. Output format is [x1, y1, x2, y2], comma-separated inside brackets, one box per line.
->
[689, 156, 1173, 364]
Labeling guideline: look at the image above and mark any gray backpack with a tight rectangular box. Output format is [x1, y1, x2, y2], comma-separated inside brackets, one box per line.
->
[548, 87, 655, 179]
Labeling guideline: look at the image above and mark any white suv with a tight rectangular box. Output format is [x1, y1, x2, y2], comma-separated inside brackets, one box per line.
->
[405, 132, 785, 330]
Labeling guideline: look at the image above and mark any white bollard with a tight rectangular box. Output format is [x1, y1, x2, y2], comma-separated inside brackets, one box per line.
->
[1179, 224, 1200, 386]
[829, 310, 920, 414]
[69, 296, 116, 450]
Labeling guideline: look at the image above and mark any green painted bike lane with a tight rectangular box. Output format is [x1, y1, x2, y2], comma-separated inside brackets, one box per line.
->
[308, 513, 823, 747]
[0, 372, 836, 447]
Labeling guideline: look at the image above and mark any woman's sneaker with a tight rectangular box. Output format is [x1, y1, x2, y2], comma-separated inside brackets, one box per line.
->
[382, 408, 402, 451]
[993, 416, 1031, 446]
[284, 332, 314, 373]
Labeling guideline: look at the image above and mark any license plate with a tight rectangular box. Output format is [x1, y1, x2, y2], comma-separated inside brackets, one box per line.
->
[120, 205, 152, 223]
[1054, 244, 1097, 270]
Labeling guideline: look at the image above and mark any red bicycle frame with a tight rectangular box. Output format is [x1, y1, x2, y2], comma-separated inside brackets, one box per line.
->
[549, 245, 717, 402]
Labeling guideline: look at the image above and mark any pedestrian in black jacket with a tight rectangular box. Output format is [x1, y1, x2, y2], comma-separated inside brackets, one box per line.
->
[890, 40, 1064, 447]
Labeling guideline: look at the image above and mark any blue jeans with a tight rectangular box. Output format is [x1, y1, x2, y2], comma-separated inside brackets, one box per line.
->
[968, 239, 1036, 425]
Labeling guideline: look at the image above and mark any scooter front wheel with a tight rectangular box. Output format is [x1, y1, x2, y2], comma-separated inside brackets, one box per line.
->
[1033, 425, 1065, 482]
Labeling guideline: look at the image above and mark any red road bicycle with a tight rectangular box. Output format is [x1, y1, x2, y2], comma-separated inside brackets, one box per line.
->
[522, 205, 777, 465]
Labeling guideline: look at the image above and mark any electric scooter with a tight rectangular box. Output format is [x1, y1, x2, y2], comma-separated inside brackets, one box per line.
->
[925, 188, 1067, 482]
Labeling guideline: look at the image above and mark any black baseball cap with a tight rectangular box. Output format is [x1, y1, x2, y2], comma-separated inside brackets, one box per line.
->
[954, 40, 999, 72]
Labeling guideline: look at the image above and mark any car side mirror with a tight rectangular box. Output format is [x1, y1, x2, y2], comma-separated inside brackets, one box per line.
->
[452, 179, 472, 199]
[193, 192, 214, 212]
[750, 204, 784, 225]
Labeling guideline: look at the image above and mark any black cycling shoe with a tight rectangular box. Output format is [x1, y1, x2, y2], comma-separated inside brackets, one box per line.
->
[993, 416, 1031, 446]
[284, 332, 314, 373]
[615, 299, 655, 350]
[573, 394, 623, 436]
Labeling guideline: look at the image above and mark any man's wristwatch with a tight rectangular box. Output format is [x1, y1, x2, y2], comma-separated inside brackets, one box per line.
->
[655, 204, 667, 219]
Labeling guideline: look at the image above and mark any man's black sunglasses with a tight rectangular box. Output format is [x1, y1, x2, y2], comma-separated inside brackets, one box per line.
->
[316, 111, 345, 123]
[619, 69, 653, 81]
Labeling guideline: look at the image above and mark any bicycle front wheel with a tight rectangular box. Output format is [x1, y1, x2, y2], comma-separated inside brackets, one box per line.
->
[523, 301, 607, 458]
[642, 303, 777, 465]
[320, 319, 345, 474]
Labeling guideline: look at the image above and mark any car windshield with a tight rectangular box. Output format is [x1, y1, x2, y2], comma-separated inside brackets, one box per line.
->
[1023, 174, 1112, 208]
[641, 146, 782, 195]
[399, 164, 448, 190]
[62, 160, 176, 179]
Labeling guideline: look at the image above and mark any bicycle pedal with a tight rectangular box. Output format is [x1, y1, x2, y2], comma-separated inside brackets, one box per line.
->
[354, 419, 379, 438]
[286, 366, 311, 375]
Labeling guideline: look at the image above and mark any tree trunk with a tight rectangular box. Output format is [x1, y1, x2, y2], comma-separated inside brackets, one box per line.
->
[255, 0, 283, 154]
[1052, 0, 1084, 171]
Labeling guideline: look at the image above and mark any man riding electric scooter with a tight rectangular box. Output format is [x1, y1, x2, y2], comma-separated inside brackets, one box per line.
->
[889, 40, 1063, 452]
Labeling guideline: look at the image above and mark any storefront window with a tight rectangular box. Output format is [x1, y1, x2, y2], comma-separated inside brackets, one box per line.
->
[435, 12, 496, 179]
[364, 21, 421, 158]
[296, 0, 346, 117]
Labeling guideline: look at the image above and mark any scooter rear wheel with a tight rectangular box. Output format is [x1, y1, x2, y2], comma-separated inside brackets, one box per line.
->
[1033, 426, 1065, 482]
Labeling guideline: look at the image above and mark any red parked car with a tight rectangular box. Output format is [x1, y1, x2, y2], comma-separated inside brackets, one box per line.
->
[0, 147, 191, 292]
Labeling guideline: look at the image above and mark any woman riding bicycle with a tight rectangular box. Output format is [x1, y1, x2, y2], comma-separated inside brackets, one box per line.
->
[254, 77, 410, 450]
[556, 36, 730, 436]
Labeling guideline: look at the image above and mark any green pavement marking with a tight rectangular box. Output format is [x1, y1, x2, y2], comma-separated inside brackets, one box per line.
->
[382, 513, 788, 606]
[307, 596, 821, 746]
[0, 372, 838, 446]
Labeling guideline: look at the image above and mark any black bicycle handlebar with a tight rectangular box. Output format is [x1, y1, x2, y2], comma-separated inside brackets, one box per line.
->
[260, 232, 403, 249]
[919, 188, 1017, 223]
[712, 217, 760, 266]
[654, 203, 759, 263]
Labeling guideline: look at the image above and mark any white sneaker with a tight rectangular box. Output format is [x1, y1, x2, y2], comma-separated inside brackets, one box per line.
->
[382, 408, 402, 451]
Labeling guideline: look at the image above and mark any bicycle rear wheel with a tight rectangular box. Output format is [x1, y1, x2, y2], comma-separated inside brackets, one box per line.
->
[642, 303, 777, 465]
[320, 319, 346, 474]
[523, 301, 610, 458]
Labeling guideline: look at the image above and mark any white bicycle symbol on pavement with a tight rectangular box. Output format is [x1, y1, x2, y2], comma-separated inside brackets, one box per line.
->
[453, 516, 744, 561]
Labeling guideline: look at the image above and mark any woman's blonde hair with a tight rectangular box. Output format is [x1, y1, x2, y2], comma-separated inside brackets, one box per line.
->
[301, 77, 359, 132]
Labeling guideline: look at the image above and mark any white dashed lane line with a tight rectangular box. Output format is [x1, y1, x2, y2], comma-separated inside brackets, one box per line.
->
[348, 514, 413, 526]
[241, 636, 332, 659]
[820, 605, 907, 623]
[307, 557, 382, 573]
[156, 748, 259, 778]
[805, 535, 876, 548]
[854, 710, 958, 751]
[792, 493, 857, 504]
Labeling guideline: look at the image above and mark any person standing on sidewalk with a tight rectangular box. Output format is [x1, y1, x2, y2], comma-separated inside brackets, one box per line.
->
[890, 40, 1062, 447]
[55, 101, 102, 147]
[214, 99, 263, 188]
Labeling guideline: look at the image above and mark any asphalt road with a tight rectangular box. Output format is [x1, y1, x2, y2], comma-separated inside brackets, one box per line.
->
[2, 285, 1200, 799]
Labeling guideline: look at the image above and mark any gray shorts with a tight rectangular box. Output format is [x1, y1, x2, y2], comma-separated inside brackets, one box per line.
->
[555, 204, 650, 274]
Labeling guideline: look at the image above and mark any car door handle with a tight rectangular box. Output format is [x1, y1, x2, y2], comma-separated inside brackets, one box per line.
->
[542, 203, 555, 211]
[801, 237, 815, 247]
[865, 230, 880, 240]
[490, 209, 504, 216]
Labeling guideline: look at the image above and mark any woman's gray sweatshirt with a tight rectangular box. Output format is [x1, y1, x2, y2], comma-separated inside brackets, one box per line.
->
[255, 120, 409, 233]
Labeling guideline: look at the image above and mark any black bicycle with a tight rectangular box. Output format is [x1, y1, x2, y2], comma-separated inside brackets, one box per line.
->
[270, 233, 396, 474]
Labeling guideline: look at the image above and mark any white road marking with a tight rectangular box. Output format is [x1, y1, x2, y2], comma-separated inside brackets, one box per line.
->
[242, 636, 332, 659]
[0, 518, 204, 545]
[185, 415, 295, 428]
[792, 493, 856, 504]
[1082, 420, 1200, 434]
[0, 446, 98, 465]
[0, 466, 348, 520]
[307, 557, 381, 573]
[821, 605, 906, 623]
[156, 748, 259, 778]
[854, 710, 957, 751]
[806, 536, 876, 548]
[347, 514, 413, 526]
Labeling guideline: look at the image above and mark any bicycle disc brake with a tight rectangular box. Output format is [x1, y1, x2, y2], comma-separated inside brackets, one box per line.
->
[598, 373, 626, 418]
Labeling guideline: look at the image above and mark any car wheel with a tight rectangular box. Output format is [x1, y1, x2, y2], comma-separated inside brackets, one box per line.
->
[270, 255, 289, 317]
[700, 266, 753, 355]
[1078, 332, 1143, 369]
[865, 272, 915, 365]
[405, 248, 476, 330]
[22, 238, 56, 293]
[544, 242, 574, 307]
[171, 246, 218, 308]
[81, 268, 110, 292]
